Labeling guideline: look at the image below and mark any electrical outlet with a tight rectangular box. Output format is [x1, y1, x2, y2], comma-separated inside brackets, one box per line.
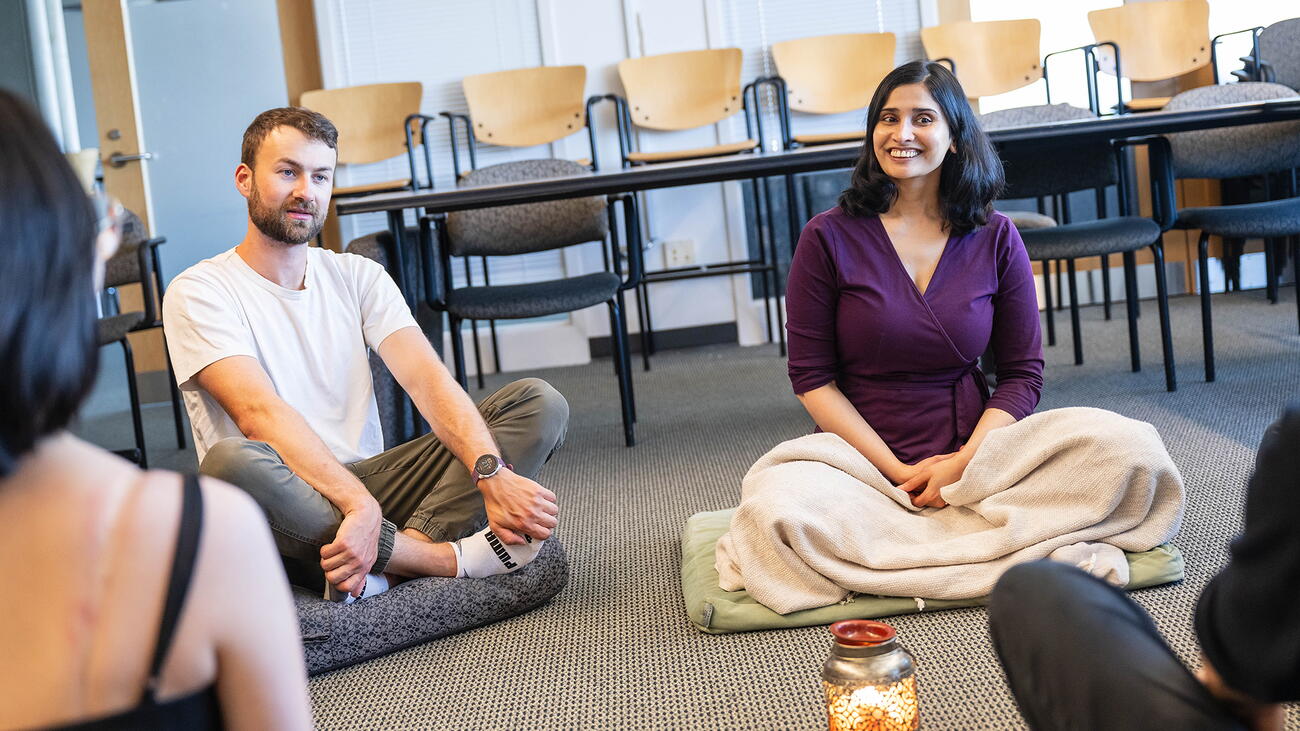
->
[664, 239, 696, 268]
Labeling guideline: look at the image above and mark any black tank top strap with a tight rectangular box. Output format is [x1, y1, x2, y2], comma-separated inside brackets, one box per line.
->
[143, 473, 204, 703]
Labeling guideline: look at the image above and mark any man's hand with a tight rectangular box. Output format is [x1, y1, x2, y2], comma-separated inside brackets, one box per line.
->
[320, 499, 382, 596]
[478, 469, 559, 545]
[899, 451, 970, 508]
[1195, 658, 1284, 731]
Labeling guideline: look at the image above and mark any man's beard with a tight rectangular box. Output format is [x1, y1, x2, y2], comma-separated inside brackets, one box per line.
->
[248, 180, 325, 245]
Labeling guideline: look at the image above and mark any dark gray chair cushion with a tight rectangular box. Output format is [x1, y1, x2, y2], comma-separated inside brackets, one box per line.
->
[981, 104, 1115, 198]
[1174, 196, 1300, 238]
[1165, 82, 1300, 179]
[295, 537, 569, 676]
[446, 159, 608, 257]
[96, 311, 146, 346]
[1260, 18, 1300, 92]
[1020, 217, 1161, 260]
[445, 272, 621, 320]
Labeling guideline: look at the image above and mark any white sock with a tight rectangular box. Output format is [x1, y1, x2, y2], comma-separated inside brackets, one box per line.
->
[325, 573, 390, 604]
[453, 527, 544, 578]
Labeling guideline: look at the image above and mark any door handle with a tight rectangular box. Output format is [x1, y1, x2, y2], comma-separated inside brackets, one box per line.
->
[108, 151, 155, 168]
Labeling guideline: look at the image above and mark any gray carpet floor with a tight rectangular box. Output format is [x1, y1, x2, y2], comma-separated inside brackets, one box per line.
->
[75, 287, 1300, 730]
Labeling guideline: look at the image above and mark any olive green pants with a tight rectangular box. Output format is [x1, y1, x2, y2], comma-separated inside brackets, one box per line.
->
[200, 378, 568, 591]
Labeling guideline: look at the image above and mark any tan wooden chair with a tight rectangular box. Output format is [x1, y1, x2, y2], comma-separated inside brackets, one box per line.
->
[428, 65, 600, 387]
[605, 48, 784, 365]
[300, 82, 424, 251]
[769, 32, 895, 148]
[920, 19, 1043, 107]
[299, 82, 424, 195]
[1088, 0, 1211, 112]
[615, 48, 758, 164]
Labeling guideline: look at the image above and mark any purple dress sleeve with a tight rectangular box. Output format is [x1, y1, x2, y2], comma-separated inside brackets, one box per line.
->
[786, 215, 840, 396]
[983, 218, 1044, 420]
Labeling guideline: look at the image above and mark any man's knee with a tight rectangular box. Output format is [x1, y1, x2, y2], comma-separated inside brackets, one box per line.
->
[199, 437, 281, 496]
[500, 377, 569, 448]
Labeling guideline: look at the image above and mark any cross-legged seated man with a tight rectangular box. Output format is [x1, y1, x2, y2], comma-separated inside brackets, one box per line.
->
[164, 107, 568, 602]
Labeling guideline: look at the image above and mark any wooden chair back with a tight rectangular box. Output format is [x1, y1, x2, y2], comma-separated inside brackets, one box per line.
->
[462, 65, 587, 147]
[299, 82, 423, 164]
[1088, 0, 1210, 82]
[920, 19, 1042, 99]
[771, 33, 896, 114]
[617, 48, 744, 131]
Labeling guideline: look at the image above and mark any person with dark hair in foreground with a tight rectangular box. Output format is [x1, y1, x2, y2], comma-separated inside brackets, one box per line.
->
[990, 403, 1299, 731]
[787, 59, 1042, 505]
[164, 107, 568, 603]
[0, 91, 311, 728]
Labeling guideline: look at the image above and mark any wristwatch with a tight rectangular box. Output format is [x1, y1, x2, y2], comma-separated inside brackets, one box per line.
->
[473, 454, 508, 483]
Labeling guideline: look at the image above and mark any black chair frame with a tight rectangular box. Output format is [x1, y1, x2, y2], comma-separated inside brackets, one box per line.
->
[585, 89, 788, 370]
[427, 193, 643, 447]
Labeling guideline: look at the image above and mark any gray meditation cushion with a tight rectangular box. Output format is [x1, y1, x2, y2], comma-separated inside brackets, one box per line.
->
[295, 538, 569, 675]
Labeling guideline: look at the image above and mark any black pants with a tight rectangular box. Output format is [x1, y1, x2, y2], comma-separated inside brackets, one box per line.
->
[988, 561, 1246, 731]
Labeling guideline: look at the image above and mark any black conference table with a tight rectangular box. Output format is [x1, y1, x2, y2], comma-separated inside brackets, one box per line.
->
[336, 97, 1300, 348]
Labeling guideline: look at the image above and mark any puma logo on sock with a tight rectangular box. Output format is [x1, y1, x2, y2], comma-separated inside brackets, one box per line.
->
[484, 530, 517, 569]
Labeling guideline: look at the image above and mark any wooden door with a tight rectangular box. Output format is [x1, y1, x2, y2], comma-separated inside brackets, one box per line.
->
[82, 0, 165, 373]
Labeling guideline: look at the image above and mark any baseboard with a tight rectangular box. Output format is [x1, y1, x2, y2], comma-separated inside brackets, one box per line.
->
[589, 322, 738, 358]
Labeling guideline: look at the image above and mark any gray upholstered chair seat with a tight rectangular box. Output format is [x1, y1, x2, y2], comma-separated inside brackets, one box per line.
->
[295, 538, 569, 676]
[1002, 210, 1057, 232]
[445, 272, 621, 320]
[1020, 217, 1161, 261]
[96, 311, 146, 346]
[1173, 196, 1300, 238]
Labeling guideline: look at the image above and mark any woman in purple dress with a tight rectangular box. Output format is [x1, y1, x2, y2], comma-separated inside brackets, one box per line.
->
[787, 60, 1044, 510]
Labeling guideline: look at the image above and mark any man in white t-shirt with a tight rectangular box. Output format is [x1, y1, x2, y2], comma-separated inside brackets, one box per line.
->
[164, 107, 567, 602]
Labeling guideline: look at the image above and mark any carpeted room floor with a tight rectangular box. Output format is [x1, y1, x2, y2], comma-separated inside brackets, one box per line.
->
[76, 287, 1299, 730]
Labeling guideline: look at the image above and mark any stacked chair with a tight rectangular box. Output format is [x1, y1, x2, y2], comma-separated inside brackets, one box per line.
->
[920, 19, 1044, 109]
[982, 104, 1178, 391]
[97, 211, 187, 467]
[433, 66, 592, 388]
[768, 32, 895, 149]
[1163, 82, 1300, 381]
[600, 48, 785, 365]
[428, 65, 642, 447]
[300, 82, 425, 249]
[1086, 0, 1212, 113]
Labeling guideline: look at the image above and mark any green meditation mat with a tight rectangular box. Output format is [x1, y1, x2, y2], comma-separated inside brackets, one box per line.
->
[681, 509, 1185, 634]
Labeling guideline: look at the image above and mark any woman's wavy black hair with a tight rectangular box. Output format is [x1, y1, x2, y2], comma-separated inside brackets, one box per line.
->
[838, 60, 1004, 235]
[0, 90, 99, 477]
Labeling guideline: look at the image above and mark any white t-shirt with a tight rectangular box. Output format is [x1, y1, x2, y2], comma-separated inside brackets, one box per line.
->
[164, 246, 417, 464]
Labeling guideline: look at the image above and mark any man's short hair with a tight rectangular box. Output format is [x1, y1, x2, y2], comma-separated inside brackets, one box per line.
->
[240, 107, 338, 168]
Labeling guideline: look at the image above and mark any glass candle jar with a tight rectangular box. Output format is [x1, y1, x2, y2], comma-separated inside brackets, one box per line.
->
[821, 620, 919, 731]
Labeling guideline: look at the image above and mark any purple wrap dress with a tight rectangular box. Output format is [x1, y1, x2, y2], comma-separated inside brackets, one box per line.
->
[786, 208, 1045, 465]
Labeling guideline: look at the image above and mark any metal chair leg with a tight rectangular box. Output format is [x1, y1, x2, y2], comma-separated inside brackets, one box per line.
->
[608, 301, 635, 447]
[162, 334, 186, 448]
[1198, 232, 1216, 382]
[1151, 243, 1177, 392]
[119, 338, 148, 469]
[1040, 260, 1056, 346]
[1123, 250, 1141, 372]
[1099, 254, 1112, 321]
[449, 315, 469, 390]
[751, 177, 775, 344]
[1293, 236, 1299, 334]
[1054, 258, 1066, 310]
[1067, 258, 1083, 365]
[616, 293, 637, 423]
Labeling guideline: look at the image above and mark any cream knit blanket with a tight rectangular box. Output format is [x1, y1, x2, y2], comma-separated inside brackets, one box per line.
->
[715, 407, 1185, 614]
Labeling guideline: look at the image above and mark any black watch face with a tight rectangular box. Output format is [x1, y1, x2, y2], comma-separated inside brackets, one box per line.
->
[475, 454, 501, 477]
